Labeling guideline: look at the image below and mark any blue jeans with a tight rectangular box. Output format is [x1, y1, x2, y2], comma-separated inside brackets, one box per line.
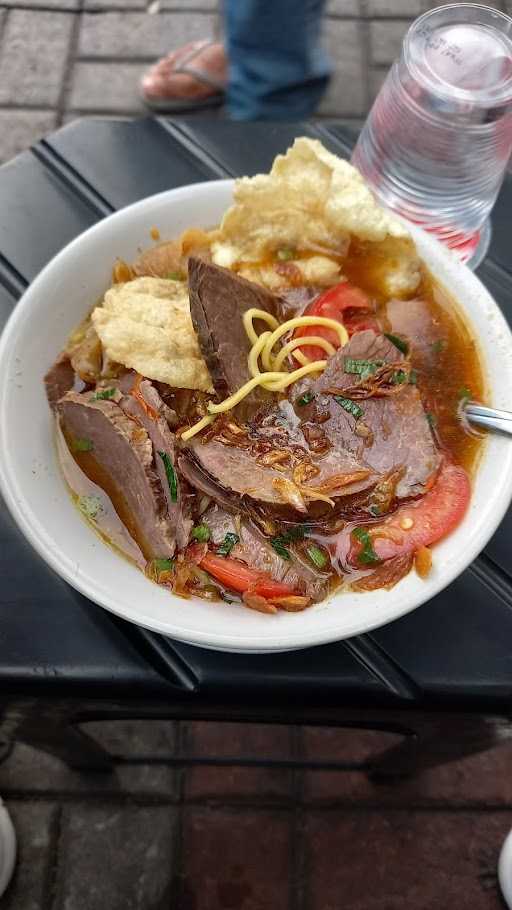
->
[225, 0, 330, 120]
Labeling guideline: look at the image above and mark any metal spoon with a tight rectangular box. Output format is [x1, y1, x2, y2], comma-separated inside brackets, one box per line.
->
[464, 403, 512, 437]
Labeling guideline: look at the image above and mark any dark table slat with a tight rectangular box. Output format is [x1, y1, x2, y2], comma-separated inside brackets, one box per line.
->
[372, 563, 512, 703]
[45, 119, 220, 211]
[0, 152, 101, 284]
[0, 285, 15, 331]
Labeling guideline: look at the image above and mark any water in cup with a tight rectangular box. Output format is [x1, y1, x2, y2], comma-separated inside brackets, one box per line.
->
[352, 3, 512, 267]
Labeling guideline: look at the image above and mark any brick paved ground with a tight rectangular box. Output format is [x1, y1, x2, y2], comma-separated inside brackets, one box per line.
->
[1, 720, 512, 908]
[0, 0, 511, 164]
[2, 0, 512, 906]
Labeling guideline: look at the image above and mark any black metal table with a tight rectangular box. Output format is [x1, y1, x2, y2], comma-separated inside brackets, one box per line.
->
[1, 117, 512, 779]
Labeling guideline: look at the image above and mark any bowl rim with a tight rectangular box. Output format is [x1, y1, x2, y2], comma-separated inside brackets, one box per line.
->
[1, 178, 512, 653]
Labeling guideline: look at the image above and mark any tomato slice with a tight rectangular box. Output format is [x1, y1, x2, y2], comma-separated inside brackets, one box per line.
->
[200, 553, 296, 599]
[351, 461, 470, 564]
[293, 281, 373, 362]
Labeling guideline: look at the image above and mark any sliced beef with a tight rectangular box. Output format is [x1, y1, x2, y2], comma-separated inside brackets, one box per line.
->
[203, 505, 328, 600]
[118, 377, 192, 550]
[44, 352, 75, 409]
[305, 331, 441, 500]
[58, 391, 176, 560]
[188, 257, 281, 418]
[385, 297, 442, 366]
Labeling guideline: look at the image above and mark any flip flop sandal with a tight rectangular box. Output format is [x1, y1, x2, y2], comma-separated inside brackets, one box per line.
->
[141, 40, 226, 112]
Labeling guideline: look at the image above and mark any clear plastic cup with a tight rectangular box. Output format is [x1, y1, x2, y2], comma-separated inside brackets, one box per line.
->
[352, 3, 512, 268]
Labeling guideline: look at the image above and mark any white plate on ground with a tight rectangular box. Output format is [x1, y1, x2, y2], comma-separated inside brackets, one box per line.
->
[1, 179, 512, 653]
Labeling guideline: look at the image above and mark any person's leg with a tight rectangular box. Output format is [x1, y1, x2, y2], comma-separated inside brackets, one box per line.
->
[225, 0, 330, 120]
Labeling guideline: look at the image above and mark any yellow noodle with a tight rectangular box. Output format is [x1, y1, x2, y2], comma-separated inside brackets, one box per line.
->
[243, 308, 279, 346]
[260, 317, 348, 371]
[273, 335, 336, 372]
[248, 330, 271, 378]
[180, 414, 215, 442]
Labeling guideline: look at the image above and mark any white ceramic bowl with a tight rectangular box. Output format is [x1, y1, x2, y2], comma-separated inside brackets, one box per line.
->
[1, 179, 512, 653]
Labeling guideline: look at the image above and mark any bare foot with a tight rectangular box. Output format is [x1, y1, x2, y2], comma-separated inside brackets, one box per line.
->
[141, 40, 227, 110]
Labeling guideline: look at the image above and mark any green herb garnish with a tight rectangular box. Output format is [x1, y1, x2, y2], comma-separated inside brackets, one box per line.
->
[191, 524, 210, 542]
[71, 437, 93, 453]
[153, 558, 175, 573]
[271, 538, 291, 560]
[167, 271, 183, 281]
[426, 412, 437, 428]
[277, 248, 295, 261]
[94, 387, 116, 400]
[409, 369, 418, 385]
[352, 527, 380, 566]
[297, 391, 315, 407]
[344, 358, 383, 380]
[334, 396, 364, 419]
[384, 333, 409, 355]
[270, 525, 309, 560]
[458, 386, 472, 403]
[158, 451, 178, 502]
[431, 339, 446, 354]
[77, 494, 103, 519]
[306, 544, 328, 569]
[391, 370, 408, 385]
[217, 532, 240, 557]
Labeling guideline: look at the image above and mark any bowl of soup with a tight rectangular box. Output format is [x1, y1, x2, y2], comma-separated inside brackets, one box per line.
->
[0, 138, 511, 652]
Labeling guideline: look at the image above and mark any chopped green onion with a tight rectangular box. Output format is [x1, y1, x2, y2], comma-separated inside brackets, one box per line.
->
[458, 386, 472, 402]
[306, 544, 328, 569]
[158, 450, 178, 502]
[191, 524, 210, 542]
[77, 494, 103, 519]
[352, 527, 380, 566]
[167, 271, 183, 281]
[297, 391, 315, 407]
[384, 333, 409, 355]
[334, 396, 364, 419]
[271, 538, 291, 560]
[391, 370, 408, 385]
[426, 412, 437, 428]
[217, 532, 239, 557]
[94, 387, 116, 400]
[277, 247, 295, 261]
[344, 358, 383, 380]
[368, 504, 380, 517]
[409, 369, 418, 385]
[431, 339, 446, 354]
[153, 558, 175, 573]
[71, 437, 93, 453]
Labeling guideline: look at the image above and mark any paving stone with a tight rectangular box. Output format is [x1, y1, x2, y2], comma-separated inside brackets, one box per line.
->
[55, 805, 177, 910]
[78, 11, 216, 57]
[82, 719, 177, 758]
[2, 802, 57, 910]
[179, 807, 291, 910]
[370, 19, 409, 66]
[326, 0, 360, 14]
[183, 721, 294, 802]
[304, 811, 508, 909]
[0, 110, 57, 166]
[368, 0, 421, 14]
[69, 62, 147, 112]
[0, 10, 74, 107]
[0, 9, 5, 35]
[84, 0, 146, 8]
[0, 743, 176, 797]
[301, 727, 512, 807]
[5, 0, 79, 7]
[159, 0, 219, 8]
[320, 19, 366, 116]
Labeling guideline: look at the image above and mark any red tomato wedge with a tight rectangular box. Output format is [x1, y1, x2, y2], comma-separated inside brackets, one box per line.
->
[199, 553, 296, 599]
[293, 281, 374, 363]
[351, 461, 470, 564]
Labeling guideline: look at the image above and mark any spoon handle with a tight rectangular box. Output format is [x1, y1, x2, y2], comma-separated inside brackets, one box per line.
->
[465, 403, 512, 437]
